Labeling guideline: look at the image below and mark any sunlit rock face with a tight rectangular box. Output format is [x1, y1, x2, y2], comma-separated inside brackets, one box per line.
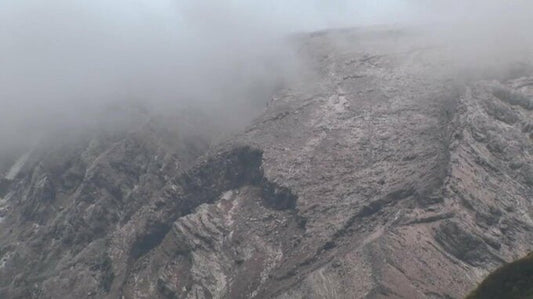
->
[0, 27, 532, 299]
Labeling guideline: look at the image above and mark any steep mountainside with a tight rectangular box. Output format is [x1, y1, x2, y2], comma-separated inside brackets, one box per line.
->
[0, 112, 215, 298]
[0, 28, 532, 299]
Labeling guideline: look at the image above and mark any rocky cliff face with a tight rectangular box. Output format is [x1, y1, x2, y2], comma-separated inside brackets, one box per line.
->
[0, 28, 532, 299]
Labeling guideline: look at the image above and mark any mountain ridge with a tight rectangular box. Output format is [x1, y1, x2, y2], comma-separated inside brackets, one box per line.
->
[0, 27, 532, 298]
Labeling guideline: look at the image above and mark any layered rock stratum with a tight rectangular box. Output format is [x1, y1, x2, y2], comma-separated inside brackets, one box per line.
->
[0, 27, 532, 298]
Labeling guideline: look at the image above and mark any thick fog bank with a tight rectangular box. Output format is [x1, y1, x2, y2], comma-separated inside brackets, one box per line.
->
[1, 0, 533, 153]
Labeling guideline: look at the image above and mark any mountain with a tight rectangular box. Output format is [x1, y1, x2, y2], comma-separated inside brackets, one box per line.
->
[0, 27, 532, 299]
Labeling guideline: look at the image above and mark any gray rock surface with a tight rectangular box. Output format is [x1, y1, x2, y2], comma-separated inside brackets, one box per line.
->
[0, 27, 532, 298]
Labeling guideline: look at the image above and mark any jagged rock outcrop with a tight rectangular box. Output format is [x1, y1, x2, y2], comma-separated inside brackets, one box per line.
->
[0, 27, 531, 298]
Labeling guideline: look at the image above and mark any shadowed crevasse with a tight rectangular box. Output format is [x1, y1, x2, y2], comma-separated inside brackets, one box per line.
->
[129, 146, 298, 260]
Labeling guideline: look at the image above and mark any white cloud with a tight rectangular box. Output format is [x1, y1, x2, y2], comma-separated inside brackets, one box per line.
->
[0, 0, 532, 149]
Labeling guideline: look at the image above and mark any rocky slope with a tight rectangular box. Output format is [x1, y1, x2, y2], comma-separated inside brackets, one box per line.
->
[0, 27, 532, 298]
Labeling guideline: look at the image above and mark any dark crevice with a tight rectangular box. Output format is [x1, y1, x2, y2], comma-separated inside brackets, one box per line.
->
[131, 222, 171, 259]
[434, 221, 505, 267]
[95, 255, 115, 293]
[260, 180, 297, 210]
[356, 186, 416, 220]
[129, 146, 298, 261]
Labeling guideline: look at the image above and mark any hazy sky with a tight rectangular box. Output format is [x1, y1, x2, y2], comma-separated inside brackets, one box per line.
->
[1, 0, 532, 149]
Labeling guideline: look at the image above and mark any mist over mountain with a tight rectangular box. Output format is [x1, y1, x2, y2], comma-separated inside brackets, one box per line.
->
[2, 0, 532, 148]
[0, 1, 532, 299]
